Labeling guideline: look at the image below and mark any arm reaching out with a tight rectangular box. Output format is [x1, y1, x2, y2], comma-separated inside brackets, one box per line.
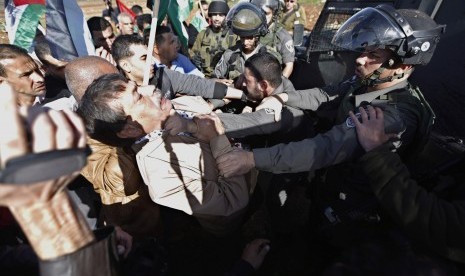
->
[0, 82, 94, 260]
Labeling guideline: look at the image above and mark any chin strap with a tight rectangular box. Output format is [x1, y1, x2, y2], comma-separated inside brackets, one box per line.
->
[361, 59, 409, 87]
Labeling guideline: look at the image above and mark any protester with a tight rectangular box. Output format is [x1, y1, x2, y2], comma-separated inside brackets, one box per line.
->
[110, 34, 244, 101]
[136, 13, 151, 37]
[62, 56, 163, 239]
[87, 16, 116, 65]
[116, 12, 135, 35]
[152, 26, 204, 77]
[0, 44, 45, 107]
[87, 16, 116, 51]
[78, 74, 250, 235]
[131, 4, 143, 16]
[33, 35, 74, 109]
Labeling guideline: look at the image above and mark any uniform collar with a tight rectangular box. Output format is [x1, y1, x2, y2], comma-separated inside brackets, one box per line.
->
[355, 80, 408, 107]
[270, 81, 285, 96]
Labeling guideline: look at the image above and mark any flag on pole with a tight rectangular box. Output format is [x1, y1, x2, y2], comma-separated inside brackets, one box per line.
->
[147, 0, 193, 48]
[116, 0, 136, 20]
[45, 0, 95, 61]
[4, 0, 45, 51]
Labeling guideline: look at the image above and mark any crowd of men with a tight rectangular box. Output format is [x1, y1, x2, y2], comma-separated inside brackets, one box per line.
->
[0, 0, 464, 275]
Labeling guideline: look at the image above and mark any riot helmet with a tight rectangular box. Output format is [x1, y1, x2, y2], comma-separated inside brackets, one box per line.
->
[250, 0, 280, 15]
[332, 4, 445, 66]
[208, 1, 230, 16]
[226, 2, 268, 37]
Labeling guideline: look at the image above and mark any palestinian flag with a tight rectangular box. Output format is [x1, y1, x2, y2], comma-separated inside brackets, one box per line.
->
[116, 0, 136, 20]
[46, 0, 95, 61]
[4, 0, 45, 51]
[147, 0, 193, 48]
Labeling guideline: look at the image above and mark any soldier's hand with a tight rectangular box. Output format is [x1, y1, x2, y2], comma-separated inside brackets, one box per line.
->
[216, 148, 255, 178]
[192, 112, 225, 142]
[241, 239, 271, 270]
[165, 112, 190, 136]
[349, 105, 398, 152]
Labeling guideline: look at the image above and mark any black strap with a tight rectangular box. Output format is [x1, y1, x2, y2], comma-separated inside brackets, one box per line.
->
[0, 148, 90, 184]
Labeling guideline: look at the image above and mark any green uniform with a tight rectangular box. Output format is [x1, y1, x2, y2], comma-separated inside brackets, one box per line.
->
[214, 43, 281, 80]
[259, 22, 295, 64]
[279, 4, 307, 33]
[190, 27, 238, 78]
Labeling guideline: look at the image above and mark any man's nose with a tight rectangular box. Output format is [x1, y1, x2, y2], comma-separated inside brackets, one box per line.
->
[31, 71, 44, 83]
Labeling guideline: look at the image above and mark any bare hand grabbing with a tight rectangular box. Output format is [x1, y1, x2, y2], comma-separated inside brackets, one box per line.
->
[192, 112, 225, 142]
[349, 105, 398, 152]
[164, 111, 191, 136]
[241, 239, 271, 270]
[216, 148, 255, 177]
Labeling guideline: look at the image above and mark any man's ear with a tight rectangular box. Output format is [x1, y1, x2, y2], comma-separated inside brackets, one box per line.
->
[258, 80, 269, 93]
[153, 45, 160, 55]
[120, 59, 132, 73]
[116, 121, 144, 139]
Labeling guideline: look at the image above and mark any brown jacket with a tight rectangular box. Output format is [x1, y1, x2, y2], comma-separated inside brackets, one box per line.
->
[81, 137, 162, 238]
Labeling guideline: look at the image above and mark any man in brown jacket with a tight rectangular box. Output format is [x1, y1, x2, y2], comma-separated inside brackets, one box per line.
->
[78, 74, 250, 235]
[65, 56, 162, 238]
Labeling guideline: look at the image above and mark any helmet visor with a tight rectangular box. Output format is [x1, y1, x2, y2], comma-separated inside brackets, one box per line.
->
[332, 7, 405, 52]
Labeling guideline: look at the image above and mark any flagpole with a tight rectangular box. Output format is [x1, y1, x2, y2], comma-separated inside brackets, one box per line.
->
[198, 0, 205, 20]
[142, 0, 160, 86]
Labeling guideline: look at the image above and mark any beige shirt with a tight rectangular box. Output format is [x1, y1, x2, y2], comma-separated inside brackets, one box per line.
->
[136, 133, 250, 235]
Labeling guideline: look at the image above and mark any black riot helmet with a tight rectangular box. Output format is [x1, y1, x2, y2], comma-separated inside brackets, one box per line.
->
[208, 1, 230, 16]
[332, 4, 446, 66]
[226, 2, 268, 37]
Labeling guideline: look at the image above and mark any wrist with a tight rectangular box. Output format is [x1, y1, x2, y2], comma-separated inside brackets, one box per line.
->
[9, 190, 94, 260]
[278, 93, 288, 103]
[225, 87, 244, 99]
[247, 151, 255, 169]
[187, 120, 199, 134]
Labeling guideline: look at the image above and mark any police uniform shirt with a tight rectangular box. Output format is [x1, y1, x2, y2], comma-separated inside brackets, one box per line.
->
[260, 23, 295, 64]
[252, 80, 417, 174]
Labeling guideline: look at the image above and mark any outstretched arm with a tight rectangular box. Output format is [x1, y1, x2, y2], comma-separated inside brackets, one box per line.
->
[354, 106, 465, 263]
[0, 82, 94, 260]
